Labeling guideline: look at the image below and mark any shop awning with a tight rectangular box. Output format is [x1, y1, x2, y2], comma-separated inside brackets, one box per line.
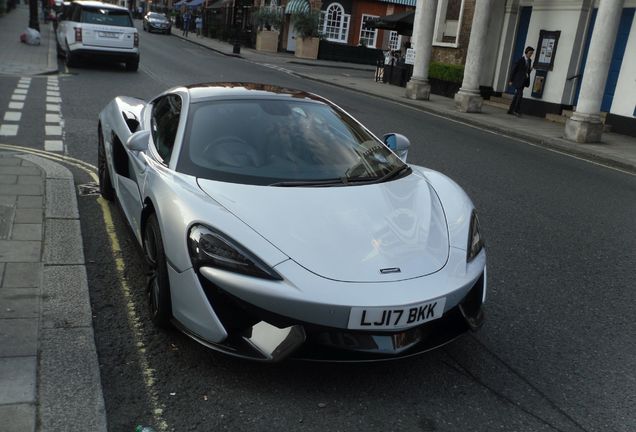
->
[284, 0, 309, 15]
[369, 11, 414, 36]
[207, 0, 232, 9]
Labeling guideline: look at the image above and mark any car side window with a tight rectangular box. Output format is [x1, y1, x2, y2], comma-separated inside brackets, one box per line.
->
[151, 95, 182, 164]
[71, 4, 81, 21]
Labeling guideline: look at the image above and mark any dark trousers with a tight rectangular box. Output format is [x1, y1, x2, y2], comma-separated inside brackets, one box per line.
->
[508, 87, 524, 114]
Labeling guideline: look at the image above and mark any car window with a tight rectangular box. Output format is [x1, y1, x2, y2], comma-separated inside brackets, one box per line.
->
[80, 7, 133, 27]
[151, 95, 182, 164]
[178, 99, 405, 186]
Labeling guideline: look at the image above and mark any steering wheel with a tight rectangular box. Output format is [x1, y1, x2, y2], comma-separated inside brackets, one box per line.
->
[202, 136, 261, 168]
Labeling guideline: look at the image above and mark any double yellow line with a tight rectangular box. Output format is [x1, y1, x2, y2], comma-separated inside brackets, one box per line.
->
[0, 144, 169, 431]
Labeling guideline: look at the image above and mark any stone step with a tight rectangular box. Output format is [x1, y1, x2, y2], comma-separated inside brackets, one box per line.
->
[545, 113, 566, 124]
[489, 95, 513, 105]
[483, 99, 510, 110]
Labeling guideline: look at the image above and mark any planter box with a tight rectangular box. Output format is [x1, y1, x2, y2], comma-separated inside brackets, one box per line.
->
[256, 30, 279, 53]
[294, 37, 319, 60]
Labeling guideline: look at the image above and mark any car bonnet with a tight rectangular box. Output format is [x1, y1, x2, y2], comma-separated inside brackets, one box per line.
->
[197, 173, 450, 283]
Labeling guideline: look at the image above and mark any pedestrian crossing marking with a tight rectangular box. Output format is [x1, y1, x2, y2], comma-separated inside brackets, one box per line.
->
[0, 125, 19, 136]
[4, 112, 22, 121]
[14, 89, 28, 95]
[46, 114, 61, 123]
[46, 96, 62, 103]
[11, 94, 26, 101]
[45, 125, 62, 136]
[45, 140, 64, 152]
[46, 104, 60, 112]
[9, 102, 24, 110]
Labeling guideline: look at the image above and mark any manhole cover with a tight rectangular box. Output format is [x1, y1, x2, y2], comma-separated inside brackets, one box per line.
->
[78, 182, 100, 196]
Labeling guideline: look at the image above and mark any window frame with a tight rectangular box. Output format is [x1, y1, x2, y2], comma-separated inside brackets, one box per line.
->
[432, 0, 465, 48]
[320, 3, 350, 43]
[149, 94, 183, 166]
[359, 14, 379, 48]
[388, 30, 401, 51]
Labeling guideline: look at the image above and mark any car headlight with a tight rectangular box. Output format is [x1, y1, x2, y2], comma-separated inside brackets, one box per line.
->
[467, 210, 484, 262]
[188, 224, 282, 280]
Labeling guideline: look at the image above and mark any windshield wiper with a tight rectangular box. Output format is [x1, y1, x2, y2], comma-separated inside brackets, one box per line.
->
[372, 164, 411, 184]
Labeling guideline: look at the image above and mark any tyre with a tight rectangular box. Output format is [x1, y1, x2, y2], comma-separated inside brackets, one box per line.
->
[144, 213, 172, 328]
[65, 44, 77, 68]
[125, 60, 139, 72]
[97, 126, 115, 201]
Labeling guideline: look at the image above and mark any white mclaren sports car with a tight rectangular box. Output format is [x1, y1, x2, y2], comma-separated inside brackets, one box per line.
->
[97, 83, 486, 362]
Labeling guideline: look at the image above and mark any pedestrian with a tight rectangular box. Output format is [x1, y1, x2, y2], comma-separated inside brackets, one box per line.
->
[507, 46, 534, 117]
[195, 14, 202, 37]
[182, 10, 191, 37]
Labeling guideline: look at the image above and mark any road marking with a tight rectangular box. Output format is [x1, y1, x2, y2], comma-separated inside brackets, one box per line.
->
[11, 94, 26, 101]
[0, 125, 19, 136]
[44, 140, 64, 152]
[46, 113, 61, 123]
[46, 96, 62, 103]
[14, 89, 28, 95]
[46, 104, 60, 112]
[47, 91, 61, 97]
[17, 84, 30, 89]
[4, 112, 22, 122]
[9, 102, 24, 110]
[0, 143, 169, 432]
[45, 125, 62, 136]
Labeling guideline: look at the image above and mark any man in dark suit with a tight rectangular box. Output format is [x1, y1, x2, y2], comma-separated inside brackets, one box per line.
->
[508, 46, 534, 117]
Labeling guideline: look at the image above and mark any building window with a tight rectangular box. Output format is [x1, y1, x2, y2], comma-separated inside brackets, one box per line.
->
[359, 14, 378, 47]
[388, 30, 401, 51]
[433, 0, 465, 47]
[320, 3, 350, 43]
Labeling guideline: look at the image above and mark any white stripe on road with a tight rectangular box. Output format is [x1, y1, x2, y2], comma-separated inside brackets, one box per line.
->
[46, 104, 61, 112]
[11, 94, 26, 101]
[4, 112, 22, 122]
[9, 102, 24, 110]
[44, 140, 64, 152]
[14, 89, 28, 95]
[46, 96, 62, 103]
[45, 125, 62, 136]
[46, 91, 60, 97]
[46, 113, 61, 123]
[0, 125, 19, 136]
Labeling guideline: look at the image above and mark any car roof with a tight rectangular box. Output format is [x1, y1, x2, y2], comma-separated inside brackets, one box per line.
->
[184, 83, 327, 104]
[73, 1, 129, 11]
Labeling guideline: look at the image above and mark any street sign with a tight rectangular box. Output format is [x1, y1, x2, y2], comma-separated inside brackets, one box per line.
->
[405, 48, 415, 65]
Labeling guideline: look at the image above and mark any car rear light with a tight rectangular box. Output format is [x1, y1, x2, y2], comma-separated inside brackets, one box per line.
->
[134, 32, 139, 47]
[74, 27, 82, 42]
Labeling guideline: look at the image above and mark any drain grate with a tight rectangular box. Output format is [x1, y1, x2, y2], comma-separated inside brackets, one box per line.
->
[78, 182, 101, 196]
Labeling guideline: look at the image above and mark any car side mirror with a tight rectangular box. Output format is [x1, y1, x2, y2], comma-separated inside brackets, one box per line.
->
[383, 133, 410, 162]
[125, 130, 150, 152]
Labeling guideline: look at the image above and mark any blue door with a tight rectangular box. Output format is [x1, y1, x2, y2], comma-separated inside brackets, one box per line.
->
[506, 6, 532, 94]
[575, 8, 635, 111]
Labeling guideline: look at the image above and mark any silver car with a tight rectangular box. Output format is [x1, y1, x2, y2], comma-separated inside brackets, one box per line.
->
[97, 83, 487, 362]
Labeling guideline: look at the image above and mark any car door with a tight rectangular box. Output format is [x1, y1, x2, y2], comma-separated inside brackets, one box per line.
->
[118, 94, 182, 237]
[56, 3, 75, 50]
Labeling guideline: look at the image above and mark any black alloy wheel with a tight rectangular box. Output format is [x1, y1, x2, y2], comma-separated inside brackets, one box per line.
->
[144, 213, 172, 328]
[97, 126, 115, 201]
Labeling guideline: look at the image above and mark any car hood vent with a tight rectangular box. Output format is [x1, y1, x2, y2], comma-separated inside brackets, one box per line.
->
[197, 173, 449, 283]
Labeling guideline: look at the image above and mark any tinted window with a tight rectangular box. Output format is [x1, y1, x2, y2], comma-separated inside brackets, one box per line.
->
[177, 99, 405, 185]
[151, 95, 182, 164]
[81, 7, 133, 27]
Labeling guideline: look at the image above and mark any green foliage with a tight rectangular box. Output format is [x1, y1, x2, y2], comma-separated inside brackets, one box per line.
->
[291, 10, 321, 38]
[429, 62, 464, 83]
[252, 5, 283, 31]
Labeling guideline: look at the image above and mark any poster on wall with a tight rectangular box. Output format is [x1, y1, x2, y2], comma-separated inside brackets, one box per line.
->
[535, 30, 561, 70]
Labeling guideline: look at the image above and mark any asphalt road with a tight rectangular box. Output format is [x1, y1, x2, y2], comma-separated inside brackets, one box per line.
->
[4, 26, 634, 431]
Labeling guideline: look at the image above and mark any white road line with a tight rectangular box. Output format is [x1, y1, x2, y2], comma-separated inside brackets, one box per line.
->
[0, 125, 19, 136]
[46, 104, 60, 112]
[47, 91, 61, 97]
[46, 113, 61, 123]
[9, 102, 24, 110]
[44, 140, 64, 152]
[11, 94, 26, 101]
[4, 112, 22, 122]
[17, 84, 30, 89]
[45, 125, 62, 136]
[14, 89, 28, 95]
[46, 96, 62, 103]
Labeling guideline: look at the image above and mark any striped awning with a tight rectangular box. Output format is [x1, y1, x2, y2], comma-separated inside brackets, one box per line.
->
[378, 0, 416, 6]
[285, 0, 310, 15]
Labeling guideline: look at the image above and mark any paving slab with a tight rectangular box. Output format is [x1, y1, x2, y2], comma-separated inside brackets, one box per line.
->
[17, 196, 43, 209]
[14, 208, 43, 224]
[0, 318, 38, 356]
[0, 166, 41, 176]
[2, 262, 42, 288]
[0, 240, 41, 262]
[18, 155, 72, 180]
[0, 184, 43, 196]
[0, 288, 39, 318]
[11, 224, 42, 241]
[0, 357, 37, 404]
[0, 404, 36, 432]
[0, 204, 14, 239]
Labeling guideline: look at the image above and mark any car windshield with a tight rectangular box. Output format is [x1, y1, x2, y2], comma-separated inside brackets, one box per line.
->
[178, 99, 408, 186]
[148, 13, 167, 20]
[81, 7, 132, 27]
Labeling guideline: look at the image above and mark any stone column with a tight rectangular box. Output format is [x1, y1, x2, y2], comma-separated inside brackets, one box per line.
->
[405, 0, 438, 100]
[455, 0, 494, 112]
[565, 0, 625, 143]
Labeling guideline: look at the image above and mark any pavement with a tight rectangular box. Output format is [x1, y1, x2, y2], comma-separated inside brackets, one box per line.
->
[0, 5, 635, 432]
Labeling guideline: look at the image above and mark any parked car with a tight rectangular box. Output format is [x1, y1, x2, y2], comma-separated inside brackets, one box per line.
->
[97, 83, 487, 362]
[56, 0, 139, 71]
[143, 11, 172, 34]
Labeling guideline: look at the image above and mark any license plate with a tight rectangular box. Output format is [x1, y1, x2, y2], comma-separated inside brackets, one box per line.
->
[98, 31, 119, 38]
[347, 298, 446, 330]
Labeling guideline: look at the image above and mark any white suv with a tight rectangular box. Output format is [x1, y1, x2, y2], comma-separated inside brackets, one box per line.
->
[56, 1, 139, 71]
